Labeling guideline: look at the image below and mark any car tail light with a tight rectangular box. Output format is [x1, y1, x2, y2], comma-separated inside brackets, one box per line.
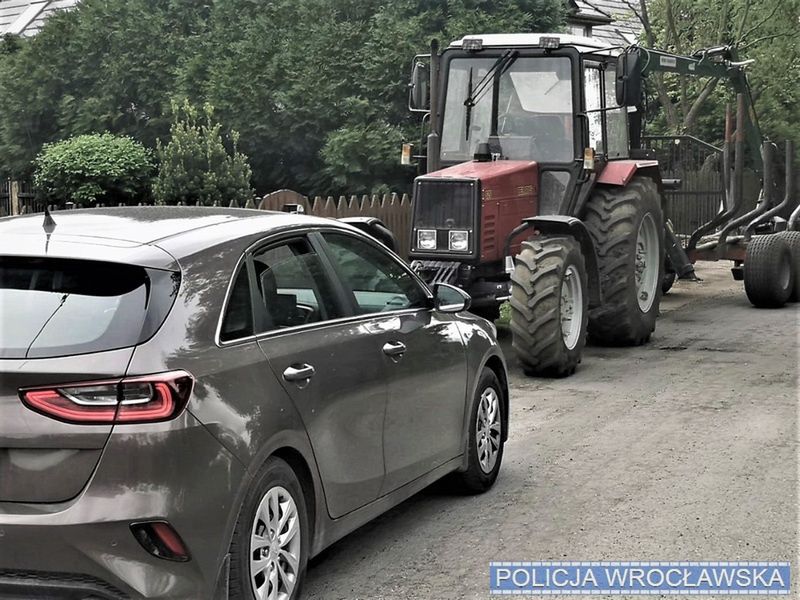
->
[19, 371, 193, 425]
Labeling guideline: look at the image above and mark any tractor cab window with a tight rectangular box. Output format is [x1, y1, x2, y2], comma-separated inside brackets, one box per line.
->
[584, 63, 629, 159]
[440, 56, 574, 164]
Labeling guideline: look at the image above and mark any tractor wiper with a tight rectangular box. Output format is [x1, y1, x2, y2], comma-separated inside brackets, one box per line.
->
[464, 50, 518, 141]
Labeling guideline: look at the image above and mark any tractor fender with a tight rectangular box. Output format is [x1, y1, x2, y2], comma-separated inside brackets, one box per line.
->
[519, 216, 603, 308]
[596, 160, 660, 186]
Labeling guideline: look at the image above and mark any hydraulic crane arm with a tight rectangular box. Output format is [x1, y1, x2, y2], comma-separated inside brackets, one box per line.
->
[618, 45, 763, 173]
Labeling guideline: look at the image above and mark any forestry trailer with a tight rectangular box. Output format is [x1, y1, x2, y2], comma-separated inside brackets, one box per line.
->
[403, 33, 795, 377]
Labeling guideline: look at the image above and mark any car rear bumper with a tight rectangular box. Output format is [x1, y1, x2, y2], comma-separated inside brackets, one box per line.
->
[0, 569, 128, 599]
[0, 411, 246, 600]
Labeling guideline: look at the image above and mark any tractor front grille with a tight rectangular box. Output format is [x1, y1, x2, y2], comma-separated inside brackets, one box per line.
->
[412, 178, 476, 230]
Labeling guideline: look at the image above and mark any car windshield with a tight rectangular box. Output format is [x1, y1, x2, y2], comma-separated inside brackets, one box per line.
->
[440, 55, 574, 163]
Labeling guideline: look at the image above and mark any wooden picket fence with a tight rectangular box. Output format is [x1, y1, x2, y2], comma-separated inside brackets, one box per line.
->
[259, 189, 413, 258]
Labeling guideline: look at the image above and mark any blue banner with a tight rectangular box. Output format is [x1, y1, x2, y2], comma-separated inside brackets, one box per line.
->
[490, 562, 790, 595]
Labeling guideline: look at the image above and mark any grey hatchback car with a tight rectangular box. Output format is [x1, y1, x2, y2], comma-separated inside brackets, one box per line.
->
[0, 207, 508, 600]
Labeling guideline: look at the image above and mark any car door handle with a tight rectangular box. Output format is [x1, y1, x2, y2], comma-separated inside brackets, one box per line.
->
[382, 341, 406, 357]
[283, 364, 315, 382]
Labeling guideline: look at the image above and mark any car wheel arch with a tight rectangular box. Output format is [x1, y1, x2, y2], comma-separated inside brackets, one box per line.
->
[458, 351, 509, 472]
[221, 434, 325, 569]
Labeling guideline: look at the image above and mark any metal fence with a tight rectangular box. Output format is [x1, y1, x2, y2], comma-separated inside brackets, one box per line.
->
[642, 135, 725, 236]
[0, 180, 40, 216]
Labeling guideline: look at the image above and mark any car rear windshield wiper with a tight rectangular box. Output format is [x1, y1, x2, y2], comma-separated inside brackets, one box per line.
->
[464, 50, 519, 141]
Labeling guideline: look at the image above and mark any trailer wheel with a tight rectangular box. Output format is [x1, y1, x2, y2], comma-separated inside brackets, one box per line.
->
[510, 236, 588, 377]
[744, 234, 794, 308]
[583, 177, 664, 346]
[777, 231, 800, 302]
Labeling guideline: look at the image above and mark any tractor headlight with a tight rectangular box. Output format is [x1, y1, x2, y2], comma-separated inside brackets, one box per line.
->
[417, 229, 437, 250]
[448, 230, 469, 251]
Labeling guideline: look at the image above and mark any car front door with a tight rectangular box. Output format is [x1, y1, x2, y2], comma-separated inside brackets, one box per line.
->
[319, 231, 469, 493]
[250, 234, 389, 518]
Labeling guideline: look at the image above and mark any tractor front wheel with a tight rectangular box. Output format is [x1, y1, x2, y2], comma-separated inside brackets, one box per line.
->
[510, 236, 588, 377]
[583, 177, 665, 346]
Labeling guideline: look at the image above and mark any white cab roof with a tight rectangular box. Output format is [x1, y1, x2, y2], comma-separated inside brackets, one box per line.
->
[449, 33, 620, 55]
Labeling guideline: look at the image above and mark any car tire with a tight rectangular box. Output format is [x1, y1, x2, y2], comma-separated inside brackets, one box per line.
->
[229, 457, 309, 600]
[448, 368, 505, 494]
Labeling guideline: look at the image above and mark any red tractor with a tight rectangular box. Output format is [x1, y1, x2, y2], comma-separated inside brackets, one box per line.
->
[403, 33, 783, 377]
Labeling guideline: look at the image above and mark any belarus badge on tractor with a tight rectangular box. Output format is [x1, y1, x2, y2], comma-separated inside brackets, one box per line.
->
[402, 33, 795, 377]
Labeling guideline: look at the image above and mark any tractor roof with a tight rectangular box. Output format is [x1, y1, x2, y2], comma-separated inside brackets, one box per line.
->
[449, 33, 619, 55]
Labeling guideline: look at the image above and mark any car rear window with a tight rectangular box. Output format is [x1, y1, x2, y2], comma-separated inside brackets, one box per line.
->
[0, 257, 179, 359]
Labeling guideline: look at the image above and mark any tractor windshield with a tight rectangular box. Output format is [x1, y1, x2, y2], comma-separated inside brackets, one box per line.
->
[440, 55, 574, 164]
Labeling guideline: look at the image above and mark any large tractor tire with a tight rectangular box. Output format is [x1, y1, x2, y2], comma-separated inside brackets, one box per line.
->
[583, 177, 665, 346]
[744, 234, 794, 308]
[510, 236, 588, 377]
[777, 230, 800, 302]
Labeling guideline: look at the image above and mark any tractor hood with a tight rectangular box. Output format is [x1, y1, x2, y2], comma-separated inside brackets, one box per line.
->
[426, 160, 538, 194]
[411, 160, 539, 262]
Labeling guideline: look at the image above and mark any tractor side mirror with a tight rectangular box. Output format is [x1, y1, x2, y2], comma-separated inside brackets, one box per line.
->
[409, 60, 430, 111]
[615, 52, 642, 107]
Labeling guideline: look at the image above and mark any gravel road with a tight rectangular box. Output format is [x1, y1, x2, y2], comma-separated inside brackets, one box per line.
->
[304, 262, 798, 600]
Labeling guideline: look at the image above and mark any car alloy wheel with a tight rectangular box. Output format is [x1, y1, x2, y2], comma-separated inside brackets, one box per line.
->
[476, 386, 502, 474]
[250, 485, 302, 600]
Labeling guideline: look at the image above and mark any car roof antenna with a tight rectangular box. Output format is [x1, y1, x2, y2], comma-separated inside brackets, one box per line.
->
[42, 205, 56, 232]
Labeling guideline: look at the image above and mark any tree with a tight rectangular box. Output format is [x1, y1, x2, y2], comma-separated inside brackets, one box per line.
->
[0, 0, 567, 194]
[33, 133, 153, 206]
[628, 0, 800, 145]
[195, 0, 567, 194]
[154, 102, 253, 206]
[0, 0, 209, 178]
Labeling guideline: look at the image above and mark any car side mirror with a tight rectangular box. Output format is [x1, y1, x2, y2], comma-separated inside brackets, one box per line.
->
[409, 60, 430, 111]
[615, 52, 642, 107]
[433, 283, 471, 313]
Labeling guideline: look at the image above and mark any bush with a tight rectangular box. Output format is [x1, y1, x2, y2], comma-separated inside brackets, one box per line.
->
[33, 133, 154, 206]
[154, 102, 254, 206]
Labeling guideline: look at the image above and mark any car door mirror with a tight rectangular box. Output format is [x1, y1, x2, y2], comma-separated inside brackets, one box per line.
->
[433, 283, 471, 313]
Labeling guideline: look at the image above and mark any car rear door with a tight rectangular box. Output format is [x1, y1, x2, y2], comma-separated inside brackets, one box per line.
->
[318, 231, 469, 493]
[250, 234, 390, 518]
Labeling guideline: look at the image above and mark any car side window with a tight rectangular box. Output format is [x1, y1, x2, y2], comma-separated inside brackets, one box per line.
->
[220, 266, 254, 342]
[322, 232, 429, 315]
[251, 238, 341, 333]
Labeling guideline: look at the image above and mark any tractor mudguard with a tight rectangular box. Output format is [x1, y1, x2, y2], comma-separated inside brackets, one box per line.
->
[508, 216, 602, 308]
[596, 160, 660, 186]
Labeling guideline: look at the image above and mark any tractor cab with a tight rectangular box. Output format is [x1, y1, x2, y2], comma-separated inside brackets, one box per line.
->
[407, 34, 633, 320]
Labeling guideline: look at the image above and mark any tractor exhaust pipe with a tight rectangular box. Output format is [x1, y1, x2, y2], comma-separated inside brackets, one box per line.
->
[426, 39, 441, 174]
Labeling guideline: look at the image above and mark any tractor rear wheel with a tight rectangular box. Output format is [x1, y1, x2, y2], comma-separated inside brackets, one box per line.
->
[744, 234, 794, 308]
[777, 231, 800, 302]
[583, 177, 664, 346]
[510, 236, 588, 377]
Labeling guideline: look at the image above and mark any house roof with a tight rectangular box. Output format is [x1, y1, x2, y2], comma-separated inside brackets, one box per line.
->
[0, 0, 78, 37]
[567, 0, 642, 46]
